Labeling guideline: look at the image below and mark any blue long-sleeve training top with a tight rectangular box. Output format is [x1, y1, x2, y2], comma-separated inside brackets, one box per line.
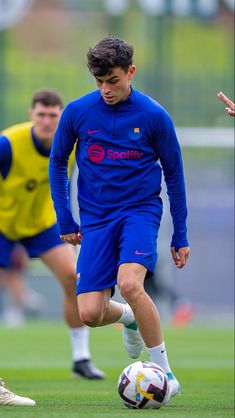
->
[49, 87, 189, 250]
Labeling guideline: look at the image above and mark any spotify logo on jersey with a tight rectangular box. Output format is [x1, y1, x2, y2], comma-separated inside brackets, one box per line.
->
[88, 144, 105, 163]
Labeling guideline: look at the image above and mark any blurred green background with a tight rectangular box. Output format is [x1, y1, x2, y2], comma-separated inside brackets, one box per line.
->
[0, 0, 234, 128]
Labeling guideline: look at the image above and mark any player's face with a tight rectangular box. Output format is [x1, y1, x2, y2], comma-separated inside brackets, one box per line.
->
[29, 103, 62, 144]
[95, 65, 136, 105]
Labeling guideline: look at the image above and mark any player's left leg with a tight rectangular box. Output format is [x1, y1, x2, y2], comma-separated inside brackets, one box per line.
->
[118, 263, 180, 399]
[118, 263, 163, 346]
[40, 244, 105, 380]
[116, 213, 180, 400]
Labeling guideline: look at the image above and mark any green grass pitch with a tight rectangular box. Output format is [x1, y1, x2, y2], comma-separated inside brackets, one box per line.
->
[0, 321, 234, 417]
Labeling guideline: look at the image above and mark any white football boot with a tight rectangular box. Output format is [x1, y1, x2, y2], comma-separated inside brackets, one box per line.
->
[122, 322, 144, 359]
[0, 378, 36, 406]
[166, 372, 181, 400]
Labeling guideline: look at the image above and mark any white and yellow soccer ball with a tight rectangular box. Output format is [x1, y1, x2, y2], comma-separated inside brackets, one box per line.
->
[118, 361, 170, 409]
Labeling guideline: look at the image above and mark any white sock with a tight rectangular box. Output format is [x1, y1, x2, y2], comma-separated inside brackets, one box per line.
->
[69, 326, 90, 362]
[147, 342, 171, 374]
[116, 303, 135, 326]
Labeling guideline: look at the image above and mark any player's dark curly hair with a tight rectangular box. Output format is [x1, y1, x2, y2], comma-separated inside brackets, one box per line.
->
[87, 37, 134, 77]
[31, 89, 64, 109]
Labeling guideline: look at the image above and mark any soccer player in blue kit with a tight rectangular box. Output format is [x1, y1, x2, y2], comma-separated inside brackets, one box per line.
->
[49, 37, 190, 402]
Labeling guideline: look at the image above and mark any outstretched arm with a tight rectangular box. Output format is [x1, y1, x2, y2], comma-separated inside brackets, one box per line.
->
[217, 92, 235, 117]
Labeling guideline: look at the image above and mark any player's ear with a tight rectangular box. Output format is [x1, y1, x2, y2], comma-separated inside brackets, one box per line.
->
[28, 108, 33, 121]
[128, 65, 136, 81]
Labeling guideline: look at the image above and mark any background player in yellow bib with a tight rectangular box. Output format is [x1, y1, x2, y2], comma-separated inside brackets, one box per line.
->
[0, 89, 105, 405]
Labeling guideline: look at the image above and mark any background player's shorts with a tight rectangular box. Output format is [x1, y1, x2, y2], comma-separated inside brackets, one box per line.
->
[76, 213, 161, 295]
[0, 223, 64, 268]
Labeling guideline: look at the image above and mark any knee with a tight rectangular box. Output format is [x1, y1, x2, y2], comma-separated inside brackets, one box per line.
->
[118, 277, 142, 302]
[78, 307, 103, 327]
[118, 264, 146, 303]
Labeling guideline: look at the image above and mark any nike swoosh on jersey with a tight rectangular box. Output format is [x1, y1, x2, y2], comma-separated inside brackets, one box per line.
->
[134, 250, 150, 255]
[87, 129, 102, 134]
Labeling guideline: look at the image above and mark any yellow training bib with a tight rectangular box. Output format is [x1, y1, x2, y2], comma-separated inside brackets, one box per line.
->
[0, 121, 74, 240]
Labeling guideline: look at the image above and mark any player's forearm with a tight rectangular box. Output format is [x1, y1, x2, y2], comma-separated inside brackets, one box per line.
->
[168, 196, 189, 250]
[49, 154, 79, 235]
[164, 162, 189, 250]
[157, 124, 189, 249]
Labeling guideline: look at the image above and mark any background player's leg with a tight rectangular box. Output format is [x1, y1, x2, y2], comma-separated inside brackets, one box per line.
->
[40, 244, 105, 379]
[0, 245, 45, 327]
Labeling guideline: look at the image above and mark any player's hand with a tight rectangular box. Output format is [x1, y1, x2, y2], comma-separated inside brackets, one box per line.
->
[171, 247, 190, 269]
[217, 92, 235, 117]
[60, 232, 83, 246]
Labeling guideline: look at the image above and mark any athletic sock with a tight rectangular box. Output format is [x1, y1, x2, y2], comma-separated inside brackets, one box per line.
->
[116, 303, 135, 326]
[147, 341, 171, 374]
[69, 326, 90, 362]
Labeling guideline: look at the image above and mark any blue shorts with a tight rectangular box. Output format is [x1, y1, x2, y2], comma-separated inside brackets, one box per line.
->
[0, 223, 64, 268]
[76, 213, 161, 295]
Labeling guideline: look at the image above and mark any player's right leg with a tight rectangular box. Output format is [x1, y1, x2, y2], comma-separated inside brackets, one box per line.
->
[77, 288, 144, 358]
[0, 378, 35, 406]
[76, 221, 144, 359]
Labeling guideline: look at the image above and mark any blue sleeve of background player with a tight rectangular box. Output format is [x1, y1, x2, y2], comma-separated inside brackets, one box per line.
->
[154, 110, 189, 250]
[49, 104, 79, 235]
[0, 135, 12, 179]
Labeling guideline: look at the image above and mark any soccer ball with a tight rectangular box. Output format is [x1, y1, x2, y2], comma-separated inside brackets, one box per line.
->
[117, 361, 170, 409]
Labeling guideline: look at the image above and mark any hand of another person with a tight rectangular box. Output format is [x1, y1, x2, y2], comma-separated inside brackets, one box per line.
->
[171, 247, 190, 269]
[60, 232, 83, 246]
[217, 92, 235, 117]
